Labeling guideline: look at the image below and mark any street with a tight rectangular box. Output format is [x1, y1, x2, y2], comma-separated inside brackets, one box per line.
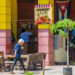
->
[0, 66, 75, 75]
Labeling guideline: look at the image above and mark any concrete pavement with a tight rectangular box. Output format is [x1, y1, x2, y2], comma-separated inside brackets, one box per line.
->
[0, 66, 75, 75]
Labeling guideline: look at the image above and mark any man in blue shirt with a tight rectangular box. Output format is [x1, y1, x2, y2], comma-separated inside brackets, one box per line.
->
[10, 39, 26, 74]
[20, 30, 32, 42]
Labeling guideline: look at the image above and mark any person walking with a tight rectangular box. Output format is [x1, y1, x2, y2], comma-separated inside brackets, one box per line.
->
[10, 39, 26, 74]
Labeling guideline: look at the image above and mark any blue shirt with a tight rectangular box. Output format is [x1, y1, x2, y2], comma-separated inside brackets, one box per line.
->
[20, 32, 32, 42]
[14, 44, 22, 58]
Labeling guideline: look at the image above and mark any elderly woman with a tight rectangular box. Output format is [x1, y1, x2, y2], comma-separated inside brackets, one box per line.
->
[10, 39, 26, 74]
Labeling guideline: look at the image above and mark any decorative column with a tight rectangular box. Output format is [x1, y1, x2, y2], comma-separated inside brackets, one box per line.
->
[38, 0, 54, 66]
[0, 0, 11, 58]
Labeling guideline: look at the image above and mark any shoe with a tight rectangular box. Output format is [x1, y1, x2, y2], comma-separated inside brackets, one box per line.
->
[10, 71, 15, 74]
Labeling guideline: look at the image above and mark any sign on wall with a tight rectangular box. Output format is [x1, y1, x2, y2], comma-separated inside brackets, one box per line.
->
[34, 4, 52, 25]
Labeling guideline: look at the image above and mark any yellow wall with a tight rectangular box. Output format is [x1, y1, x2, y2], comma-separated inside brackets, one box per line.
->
[0, 0, 18, 40]
[11, 0, 18, 40]
[0, 0, 11, 30]
[38, 0, 50, 4]
[38, 0, 54, 29]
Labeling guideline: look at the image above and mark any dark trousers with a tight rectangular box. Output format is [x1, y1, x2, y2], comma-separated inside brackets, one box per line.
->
[11, 58, 26, 71]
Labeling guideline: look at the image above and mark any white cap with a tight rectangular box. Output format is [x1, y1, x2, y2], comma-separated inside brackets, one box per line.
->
[18, 39, 24, 44]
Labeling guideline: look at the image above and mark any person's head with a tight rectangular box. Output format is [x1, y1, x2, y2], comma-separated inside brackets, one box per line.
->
[18, 39, 24, 46]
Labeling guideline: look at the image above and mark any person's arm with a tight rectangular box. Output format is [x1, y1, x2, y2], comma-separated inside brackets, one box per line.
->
[29, 32, 32, 36]
[14, 51, 17, 58]
[14, 44, 19, 58]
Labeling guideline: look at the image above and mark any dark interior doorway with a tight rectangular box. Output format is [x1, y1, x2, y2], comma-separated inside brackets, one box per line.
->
[11, 0, 38, 54]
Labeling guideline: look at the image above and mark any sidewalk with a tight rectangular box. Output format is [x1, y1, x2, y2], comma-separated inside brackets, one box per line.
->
[0, 66, 75, 75]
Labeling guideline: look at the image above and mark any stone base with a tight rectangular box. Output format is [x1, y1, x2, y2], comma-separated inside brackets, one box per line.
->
[63, 67, 72, 75]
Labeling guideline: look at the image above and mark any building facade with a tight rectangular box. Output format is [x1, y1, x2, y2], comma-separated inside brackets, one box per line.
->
[0, 0, 75, 66]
